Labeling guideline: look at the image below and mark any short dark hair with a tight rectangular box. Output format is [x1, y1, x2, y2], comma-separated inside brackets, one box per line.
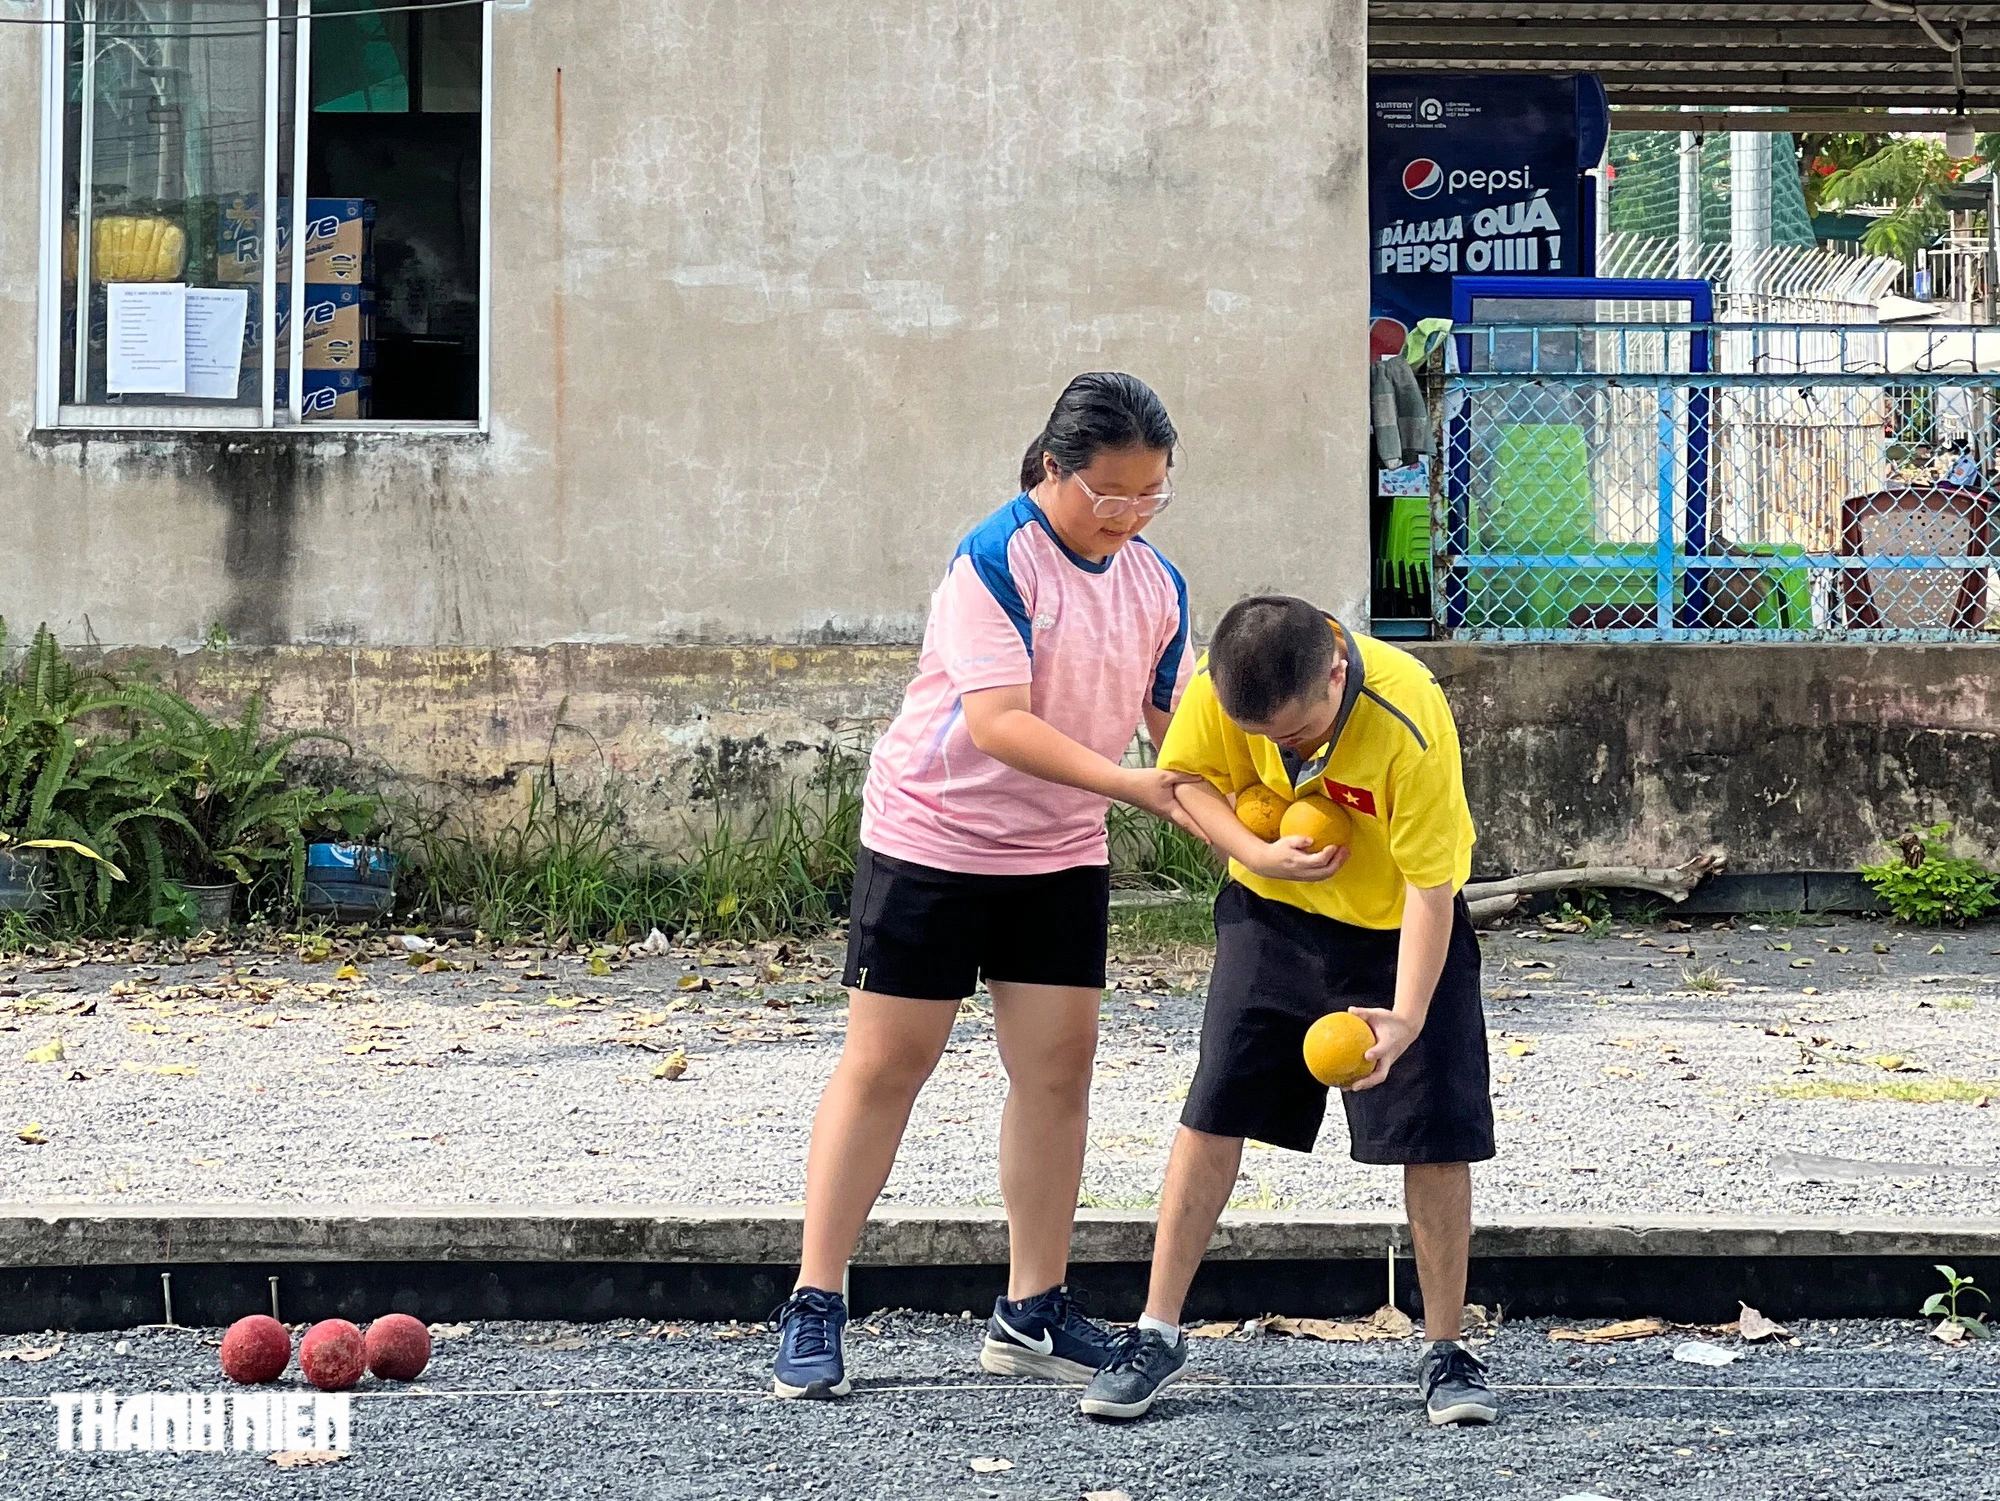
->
[1208, 596, 1336, 724]
[1019, 372, 1177, 491]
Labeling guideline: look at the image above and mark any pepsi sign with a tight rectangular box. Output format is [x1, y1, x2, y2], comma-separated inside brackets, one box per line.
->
[1368, 74, 1608, 356]
[1402, 159, 1443, 200]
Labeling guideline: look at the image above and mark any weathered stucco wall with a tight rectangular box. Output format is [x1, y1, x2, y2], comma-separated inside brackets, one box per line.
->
[1412, 643, 2000, 874]
[94, 642, 2000, 872]
[0, 2, 1372, 648]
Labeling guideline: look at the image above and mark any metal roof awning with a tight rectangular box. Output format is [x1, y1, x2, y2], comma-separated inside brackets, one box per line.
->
[1370, 2, 2000, 120]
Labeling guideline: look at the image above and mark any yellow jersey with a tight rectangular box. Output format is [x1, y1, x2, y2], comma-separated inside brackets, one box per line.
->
[1158, 625, 1475, 930]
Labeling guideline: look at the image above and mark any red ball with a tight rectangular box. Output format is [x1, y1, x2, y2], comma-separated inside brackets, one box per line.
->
[364, 1313, 432, 1381]
[298, 1319, 367, 1392]
[220, 1315, 291, 1384]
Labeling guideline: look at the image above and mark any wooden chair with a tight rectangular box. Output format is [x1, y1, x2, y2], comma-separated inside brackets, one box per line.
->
[1836, 484, 1995, 632]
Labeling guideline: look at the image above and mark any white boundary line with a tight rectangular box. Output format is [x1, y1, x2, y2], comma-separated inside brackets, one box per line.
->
[6, 1380, 1997, 1404]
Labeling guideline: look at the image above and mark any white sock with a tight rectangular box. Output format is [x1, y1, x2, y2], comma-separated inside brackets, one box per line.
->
[1137, 1313, 1184, 1346]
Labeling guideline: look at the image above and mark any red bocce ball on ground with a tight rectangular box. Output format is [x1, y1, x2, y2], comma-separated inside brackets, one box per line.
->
[219, 1315, 291, 1384]
[364, 1314, 432, 1381]
[298, 1319, 367, 1392]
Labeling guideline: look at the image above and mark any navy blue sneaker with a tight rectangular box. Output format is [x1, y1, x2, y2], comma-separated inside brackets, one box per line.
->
[771, 1287, 850, 1399]
[979, 1285, 1123, 1384]
[1081, 1328, 1187, 1420]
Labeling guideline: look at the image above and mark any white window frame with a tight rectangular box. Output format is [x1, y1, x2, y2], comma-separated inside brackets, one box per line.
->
[34, 0, 493, 434]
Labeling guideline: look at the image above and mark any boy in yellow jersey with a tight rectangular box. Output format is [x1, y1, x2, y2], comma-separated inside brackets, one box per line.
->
[1081, 595, 1496, 1426]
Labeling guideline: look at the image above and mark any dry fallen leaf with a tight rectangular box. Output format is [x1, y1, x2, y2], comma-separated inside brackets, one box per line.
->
[1186, 1321, 1238, 1339]
[24, 1036, 64, 1064]
[1083, 1492, 1134, 1501]
[1932, 1319, 1970, 1346]
[969, 1458, 1014, 1474]
[653, 1050, 688, 1081]
[1737, 1303, 1788, 1342]
[334, 964, 361, 981]
[1549, 1317, 1668, 1344]
[15, 1122, 49, 1145]
[428, 1322, 473, 1339]
[271, 1450, 347, 1468]
[1261, 1305, 1413, 1343]
[1505, 1042, 1536, 1058]
[0, 1337, 62, 1362]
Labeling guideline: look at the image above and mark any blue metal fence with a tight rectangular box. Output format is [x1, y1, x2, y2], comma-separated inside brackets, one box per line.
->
[1434, 323, 2000, 641]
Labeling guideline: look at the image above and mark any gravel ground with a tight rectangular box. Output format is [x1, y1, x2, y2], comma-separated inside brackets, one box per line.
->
[1, 1313, 1996, 1500]
[1, 914, 1996, 1217]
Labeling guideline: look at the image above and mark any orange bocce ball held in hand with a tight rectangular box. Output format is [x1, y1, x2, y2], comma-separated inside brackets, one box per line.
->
[1234, 784, 1289, 842]
[1303, 1010, 1376, 1088]
[1278, 793, 1352, 854]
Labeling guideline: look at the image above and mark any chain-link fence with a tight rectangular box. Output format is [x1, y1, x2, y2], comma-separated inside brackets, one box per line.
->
[1434, 323, 2000, 640]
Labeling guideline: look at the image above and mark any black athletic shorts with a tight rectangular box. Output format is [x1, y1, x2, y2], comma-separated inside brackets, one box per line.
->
[840, 846, 1111, 1000]
[1181, 881, 1495, 1164]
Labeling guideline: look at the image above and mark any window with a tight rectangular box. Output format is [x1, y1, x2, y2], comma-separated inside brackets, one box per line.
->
[36, 0, 490, 430]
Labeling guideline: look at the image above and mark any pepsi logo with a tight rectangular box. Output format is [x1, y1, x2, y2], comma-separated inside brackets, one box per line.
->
[1402, 159, 1443, 200]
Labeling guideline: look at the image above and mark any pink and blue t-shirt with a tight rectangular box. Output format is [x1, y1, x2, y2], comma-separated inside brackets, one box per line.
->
[861, 494, 1193, 876]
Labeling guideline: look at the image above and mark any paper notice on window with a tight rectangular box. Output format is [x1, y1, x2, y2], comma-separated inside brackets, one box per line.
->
[184, 288, 250, 399]
[105, 282, 187, 394]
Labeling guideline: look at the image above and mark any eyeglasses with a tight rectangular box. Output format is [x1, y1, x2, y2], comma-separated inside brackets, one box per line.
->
[1071, 472, 1175, 520]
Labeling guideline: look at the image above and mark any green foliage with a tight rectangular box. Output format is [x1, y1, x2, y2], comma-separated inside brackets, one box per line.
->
[0, 619, 380, 930]
[1860, 823, 1998, 926]
[1797, 129, 1890, 215]
[1921, 1265, 1991, 1339]
[132, 687, 376, 904]
[1818, 137, 1970, 263]
[395, 745, 864, 944]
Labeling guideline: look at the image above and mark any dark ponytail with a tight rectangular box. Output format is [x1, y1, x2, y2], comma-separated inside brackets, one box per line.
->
[1018, 372, 1178, 492]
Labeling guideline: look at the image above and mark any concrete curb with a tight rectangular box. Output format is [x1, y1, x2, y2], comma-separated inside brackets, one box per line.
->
[6, 1204, 1999, 1268]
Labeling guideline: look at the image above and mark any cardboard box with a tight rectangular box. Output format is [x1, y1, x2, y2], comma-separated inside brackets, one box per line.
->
[216, 195, 292, 284]
[302, 198, 376, 284]
[240, 284, 293, 351]
[301, 284, 376, 370]
[277, 367, 372, 420]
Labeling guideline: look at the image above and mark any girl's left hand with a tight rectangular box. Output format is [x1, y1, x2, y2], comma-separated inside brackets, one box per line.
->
[1116, 767, 1206, 837]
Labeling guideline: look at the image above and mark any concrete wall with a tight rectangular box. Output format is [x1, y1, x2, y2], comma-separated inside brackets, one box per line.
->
[0, 1, 1372, 648]
[95, 641, 2000, 874]
[1412, 643, 2000, 874]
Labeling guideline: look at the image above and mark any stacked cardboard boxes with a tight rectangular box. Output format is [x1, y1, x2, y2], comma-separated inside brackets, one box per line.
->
[223, 196, 378, 419]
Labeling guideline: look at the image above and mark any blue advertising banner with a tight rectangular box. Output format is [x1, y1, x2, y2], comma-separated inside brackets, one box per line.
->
[1369, 74, 1608, 357]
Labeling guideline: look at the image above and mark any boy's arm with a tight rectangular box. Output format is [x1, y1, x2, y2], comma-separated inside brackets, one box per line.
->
[1173, 780, 1350, 884]
[1345, 879, 1454, 1090]
[961, 685, 1201, 835]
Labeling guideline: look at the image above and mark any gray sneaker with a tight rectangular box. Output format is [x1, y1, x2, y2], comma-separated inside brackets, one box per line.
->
[1418, 1340, 1498, 1425]
[1079, 1329, 1187, 1420]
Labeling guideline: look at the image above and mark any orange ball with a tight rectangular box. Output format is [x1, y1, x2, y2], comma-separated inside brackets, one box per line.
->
[1303, 1010, 1375, 1087]
[1234, 785, 1289, 842]
[1279, 793, 1352, 853]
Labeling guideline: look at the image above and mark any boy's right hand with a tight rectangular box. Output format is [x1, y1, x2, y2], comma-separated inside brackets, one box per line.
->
[1244, 834, 1348, 883]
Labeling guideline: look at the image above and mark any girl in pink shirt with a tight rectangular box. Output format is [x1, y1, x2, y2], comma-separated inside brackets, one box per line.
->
[773, 373, 1198, 1399]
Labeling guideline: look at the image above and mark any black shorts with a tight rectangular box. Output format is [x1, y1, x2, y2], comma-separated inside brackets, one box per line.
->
[1181, 882, 1495, 1164]
[840, 846, 1110, 1000]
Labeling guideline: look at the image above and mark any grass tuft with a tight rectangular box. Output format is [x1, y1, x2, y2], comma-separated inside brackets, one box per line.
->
[1774, 1077, 1997, 1104]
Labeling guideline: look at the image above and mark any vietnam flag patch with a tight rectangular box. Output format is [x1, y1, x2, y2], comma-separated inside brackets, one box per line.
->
[1324, 780, 1378, 818]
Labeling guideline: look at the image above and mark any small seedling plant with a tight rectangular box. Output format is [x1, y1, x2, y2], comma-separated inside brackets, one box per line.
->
[1921, 1264, 1991, 1340]
[1860, 823, 1999, 926]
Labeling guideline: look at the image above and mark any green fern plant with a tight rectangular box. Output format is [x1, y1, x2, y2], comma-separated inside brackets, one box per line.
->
[0, 621, 191, 923]
[132, 687, 379, 908]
